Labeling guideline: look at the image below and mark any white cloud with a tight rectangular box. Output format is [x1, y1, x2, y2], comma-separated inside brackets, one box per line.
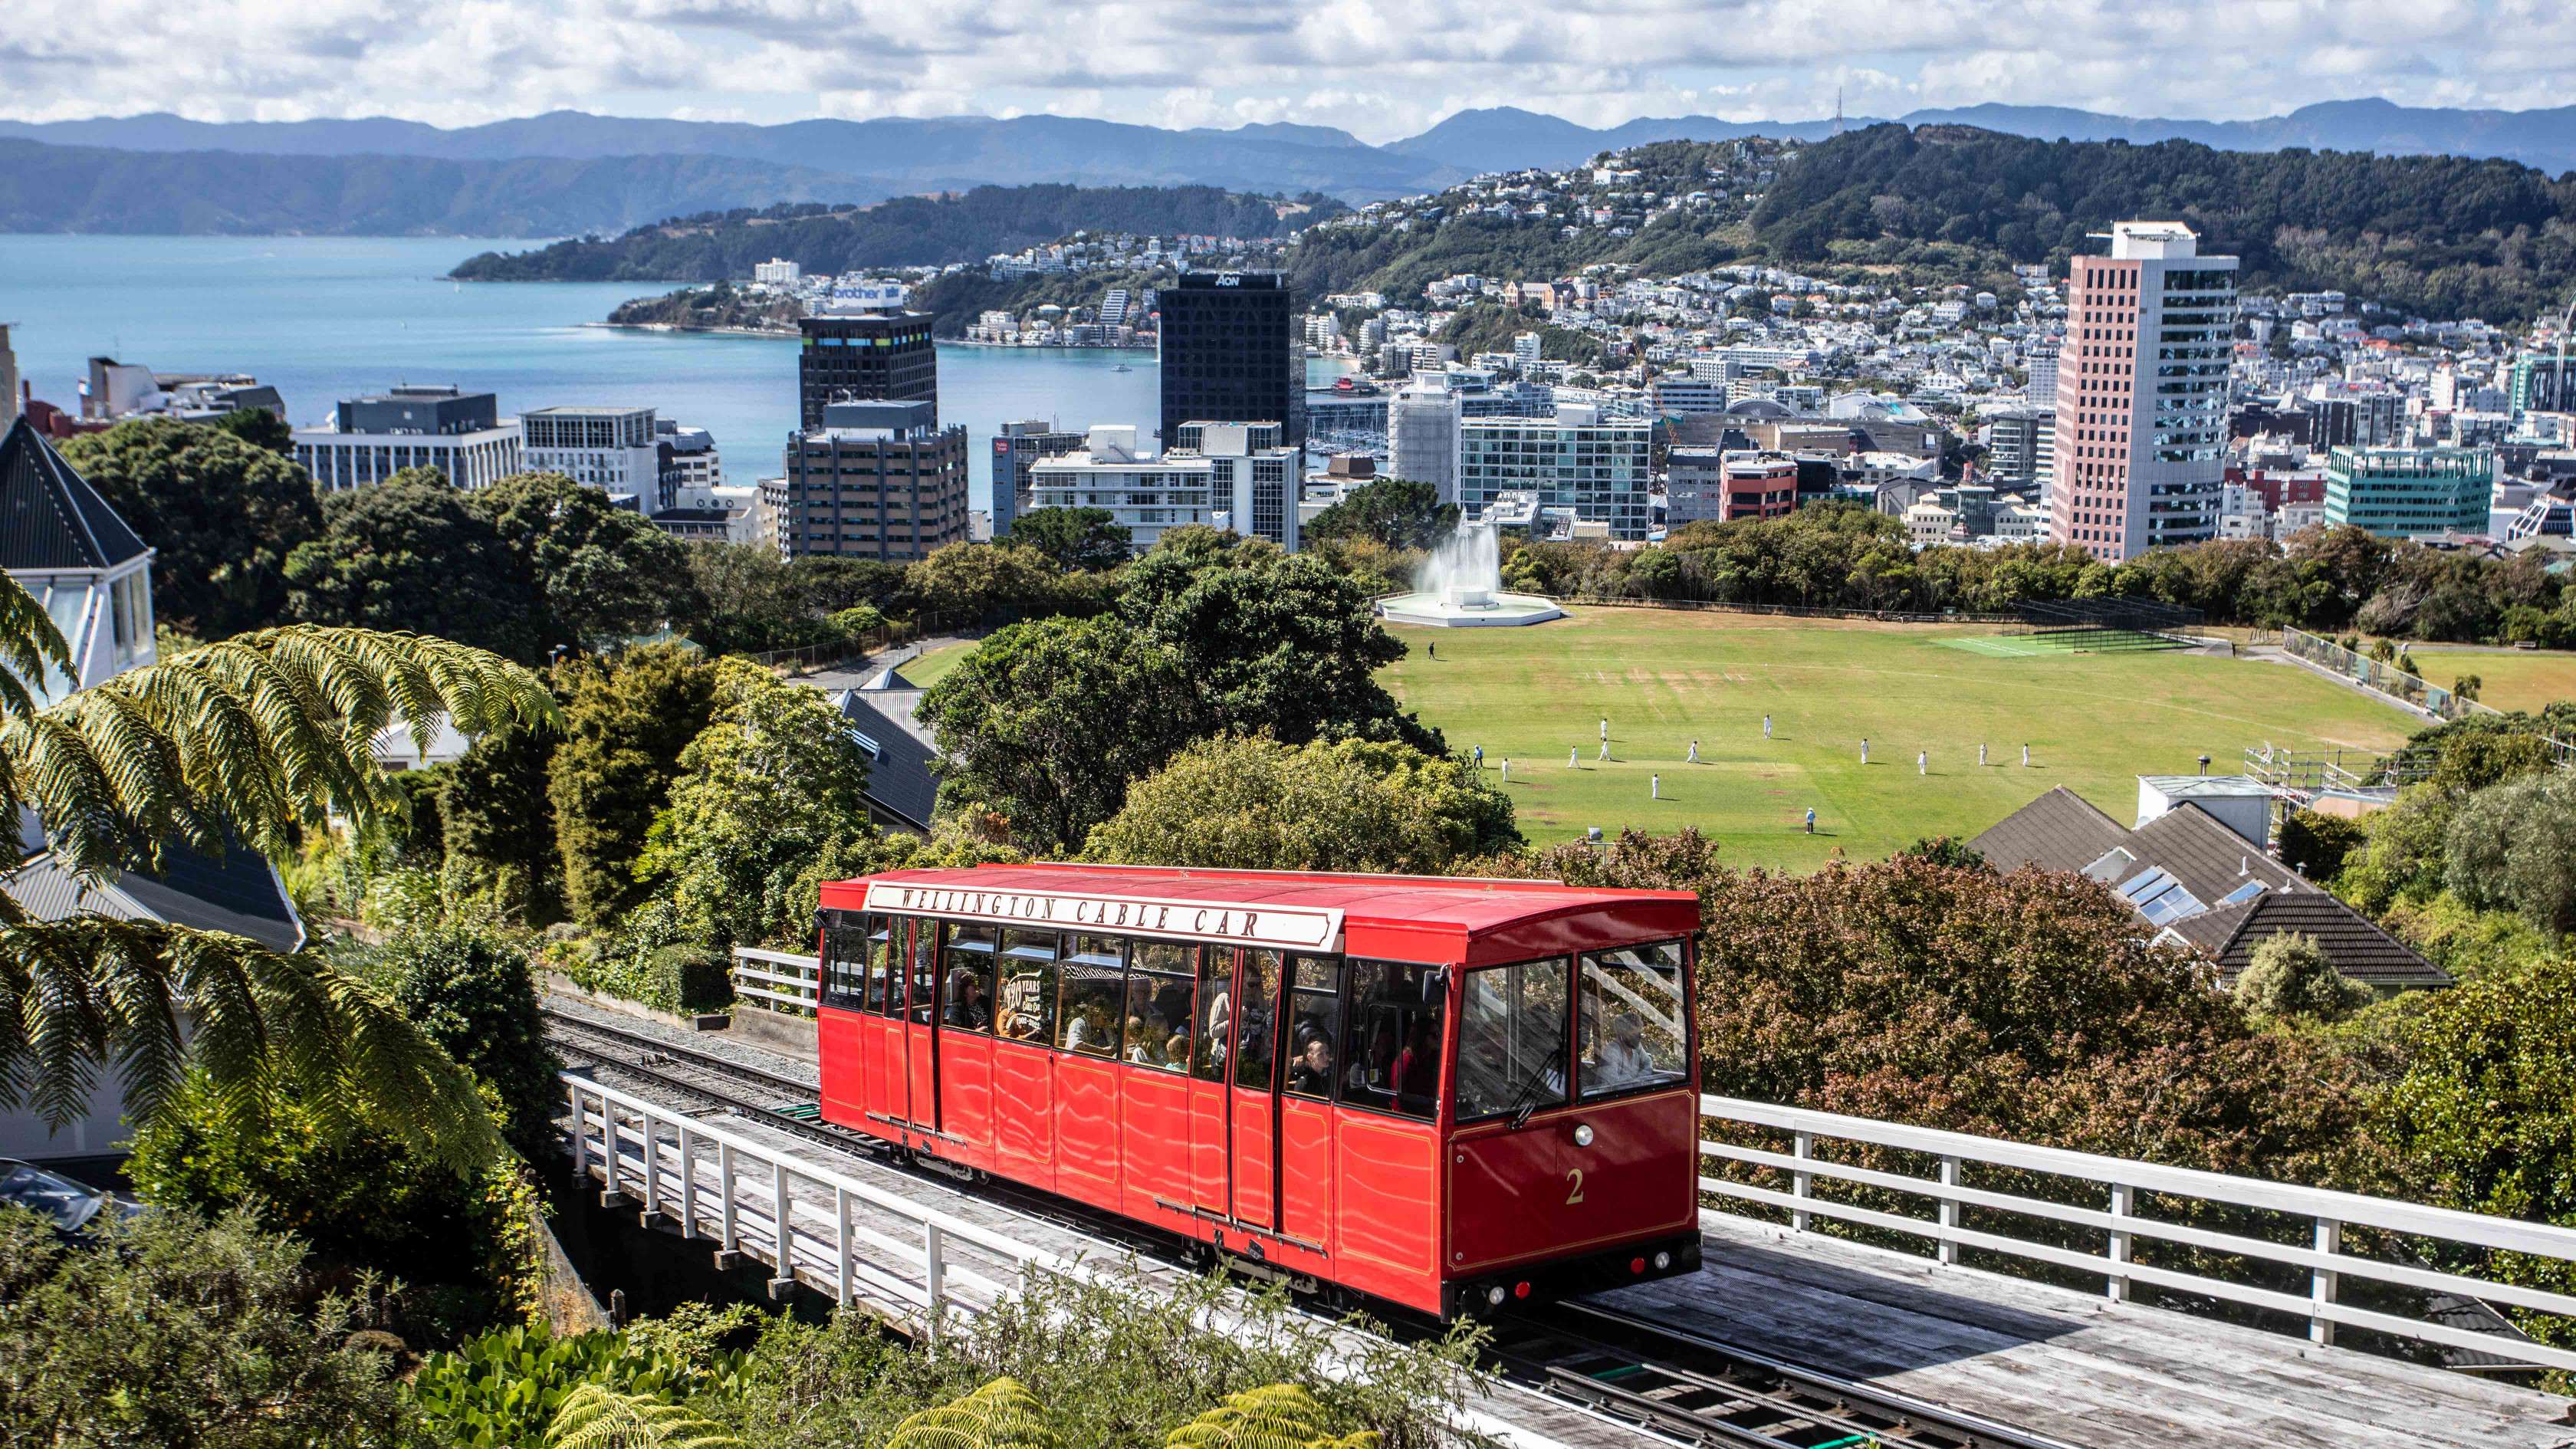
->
[0, 0, 2555, 139]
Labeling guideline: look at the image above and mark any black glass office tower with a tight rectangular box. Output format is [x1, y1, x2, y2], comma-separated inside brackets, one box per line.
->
[1158, 271, 1303, 449]
[799, 310, 938, 429]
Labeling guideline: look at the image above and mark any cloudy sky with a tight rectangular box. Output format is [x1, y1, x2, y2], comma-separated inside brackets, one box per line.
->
[0, 0, 2551, 140]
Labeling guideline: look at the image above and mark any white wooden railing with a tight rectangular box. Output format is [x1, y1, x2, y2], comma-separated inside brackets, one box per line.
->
[563, 1074, 1566, 1449]
[731, 948, 820, 1016]
[1700, 1095, 2576, 1373]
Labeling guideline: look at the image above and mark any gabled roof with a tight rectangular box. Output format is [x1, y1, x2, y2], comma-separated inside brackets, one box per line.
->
[0, 417, 150, 573]
[1971, 788, 2448, 990]
[836, 688, 939, 833]
[4, 842, 305, 954]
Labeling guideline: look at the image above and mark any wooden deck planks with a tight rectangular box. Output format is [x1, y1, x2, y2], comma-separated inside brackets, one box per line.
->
[1581, 1215, 2576, 1449]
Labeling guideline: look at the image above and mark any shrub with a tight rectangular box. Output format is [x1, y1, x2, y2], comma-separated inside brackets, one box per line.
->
[383, 926, 562, 1158]
[127, 1082, 544, 1346]
[0, 1207, 410, 1445]
[648, 944, 735, 1014]
[2233, 932, 2371, 1023]
[411, 1312, 747, 1449]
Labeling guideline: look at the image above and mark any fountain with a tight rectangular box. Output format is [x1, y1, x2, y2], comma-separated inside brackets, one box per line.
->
[1376, 518, 1566, 628]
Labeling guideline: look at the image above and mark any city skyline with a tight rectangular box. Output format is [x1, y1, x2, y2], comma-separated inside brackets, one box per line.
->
[2, 0, 2566, 143]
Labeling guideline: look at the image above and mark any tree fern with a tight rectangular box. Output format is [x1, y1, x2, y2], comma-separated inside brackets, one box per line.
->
[1163, 1384, 1381, 1449]
[0, 573, 559, 1161]
[547, 1382, 744, 1449]
[884, 1376, 1058, 1449]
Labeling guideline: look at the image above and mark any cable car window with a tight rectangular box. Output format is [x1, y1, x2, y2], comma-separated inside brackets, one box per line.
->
[1192, 948, 1234, 1083]
[1123, 940, 1195, 1072]
[1282, 955, 1342, 1100]
[941, 924, 995, 1034]
[1341, 961, 1445, 1120]
[1579, 941, 1690, 1099]
[996, 930, 1058, 1044]
[1455, 958, 1571, 1122]
[872, 918, 905, 1018]
[1234, 950, 1283, 1091]
[818, 912, 866, 1010]
[1057, 935, 1124, 1056]
[905, 916, 938, 1025]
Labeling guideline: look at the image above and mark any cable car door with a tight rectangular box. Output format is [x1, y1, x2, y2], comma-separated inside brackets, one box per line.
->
[1226, 949, 1284, 1233]
[902, 918, 939, 1147]
[1188, 948, 1233, 1217]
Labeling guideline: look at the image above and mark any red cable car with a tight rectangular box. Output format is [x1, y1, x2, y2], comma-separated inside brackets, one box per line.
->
[813, 863, 1704, 1318]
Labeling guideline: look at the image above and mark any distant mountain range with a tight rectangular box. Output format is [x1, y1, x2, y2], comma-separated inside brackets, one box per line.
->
[8, 98, 2576, 236]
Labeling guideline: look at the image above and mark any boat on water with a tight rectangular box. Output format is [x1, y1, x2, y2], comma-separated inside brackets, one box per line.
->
[1112, 363, 1133, 373]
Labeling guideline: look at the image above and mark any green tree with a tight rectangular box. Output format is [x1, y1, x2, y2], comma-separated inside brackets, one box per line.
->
[1165, 1384, 1379, 1449]
[58, 416, 324, 636]
[2380, 954, 2576, 1357]
[908, 540, 1069, 624]
[1116, 539, 1436, 753]
[2442, 770, 2576, 934]
[0, 1207, 410, 1447]
[1301, 478, 1459, 552]
[1008, 508, 1133, 573]
[473, 472, 705, 652]
[444, 723, 564, 925]
[2232, 931, 2371, 1023]
[1084, 735, 1519, 873]
[382, 925, 560, 1158]
[916, 616, 1199, 854]
[643, 660, 875, 948]
[2275, 808, 2367, 883]
[284, 477, 540, 662]
[549, 646, 721, 926]
[209, 406, 294, 454]
[550, 1383, 748, 1449]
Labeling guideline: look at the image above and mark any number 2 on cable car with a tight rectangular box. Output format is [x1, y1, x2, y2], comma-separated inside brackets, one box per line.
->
[1565, 1167, 1585, 1204]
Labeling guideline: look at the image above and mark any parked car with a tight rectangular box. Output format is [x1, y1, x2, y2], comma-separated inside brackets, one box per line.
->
[0, 1158, 142, 1237]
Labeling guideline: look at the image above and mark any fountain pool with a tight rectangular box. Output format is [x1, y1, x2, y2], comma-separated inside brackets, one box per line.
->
[1375, 519, 1566, 628]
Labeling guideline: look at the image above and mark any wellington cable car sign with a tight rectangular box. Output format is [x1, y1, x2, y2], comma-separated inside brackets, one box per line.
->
[862, 881, 1342, 951]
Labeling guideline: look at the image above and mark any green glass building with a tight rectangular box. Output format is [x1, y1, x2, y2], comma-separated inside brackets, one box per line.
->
[2322, 446, 2493, 538]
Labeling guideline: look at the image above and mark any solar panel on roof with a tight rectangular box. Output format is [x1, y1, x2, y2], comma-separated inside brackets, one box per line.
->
[2219, 879, 2269, 907]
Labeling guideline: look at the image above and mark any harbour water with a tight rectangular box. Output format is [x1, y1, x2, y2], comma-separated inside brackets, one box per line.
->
[0, 234, 1352, 511]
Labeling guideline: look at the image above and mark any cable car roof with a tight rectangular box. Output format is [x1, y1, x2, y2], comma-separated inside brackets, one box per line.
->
[839, 863, 1700, 955]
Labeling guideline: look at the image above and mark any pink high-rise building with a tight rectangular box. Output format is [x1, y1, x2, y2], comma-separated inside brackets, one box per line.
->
[2050, 222, 2236, 561]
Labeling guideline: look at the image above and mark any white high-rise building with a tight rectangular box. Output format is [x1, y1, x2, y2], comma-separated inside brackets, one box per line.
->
[2049, 222, 2236, 561]
[1387, 380, 1462, 503]
[1512, 331, 1543, 368]
[1029, 422, 1300, 553]
[753, 258, 803, 286]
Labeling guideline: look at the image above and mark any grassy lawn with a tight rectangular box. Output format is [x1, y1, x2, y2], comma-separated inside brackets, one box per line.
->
[2398, 649, 2576, 715]
[898, 640, 975, 688]
[1381, 610, 2416, 867]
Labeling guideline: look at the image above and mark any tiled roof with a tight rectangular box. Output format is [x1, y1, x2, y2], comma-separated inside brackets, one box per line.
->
[2213, 891, 2450, 990]
[0, 417, 149, 572]
[1967, 787, 2131, 874]
[836, 688, 939, 833]
[1971, 787, 2447, 990]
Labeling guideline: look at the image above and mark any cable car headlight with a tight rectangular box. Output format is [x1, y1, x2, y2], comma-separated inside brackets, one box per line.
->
[1572, 1124, 1595, 1148]
[1654, 1251, 1672, 1270]
[1487, 1285, 1507, 1306]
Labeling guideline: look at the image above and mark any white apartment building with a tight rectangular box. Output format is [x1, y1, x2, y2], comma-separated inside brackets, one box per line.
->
[1029, 422, 1300, 553]
[1457, 405, 1652, 540]
[754, 258, 803, 286]
[293, 385, 524, 492]
[1647, 376, 1731, 416]
[1512, 332, 1543, 368]
[521, 405, 663, 506]
[2049, 222, 2236, 561]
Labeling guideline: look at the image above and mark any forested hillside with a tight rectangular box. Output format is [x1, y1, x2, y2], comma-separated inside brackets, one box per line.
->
[0, 137, 869, 236]
[1752, 124, 2576, 320]
[452, 186, 1335, 281]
